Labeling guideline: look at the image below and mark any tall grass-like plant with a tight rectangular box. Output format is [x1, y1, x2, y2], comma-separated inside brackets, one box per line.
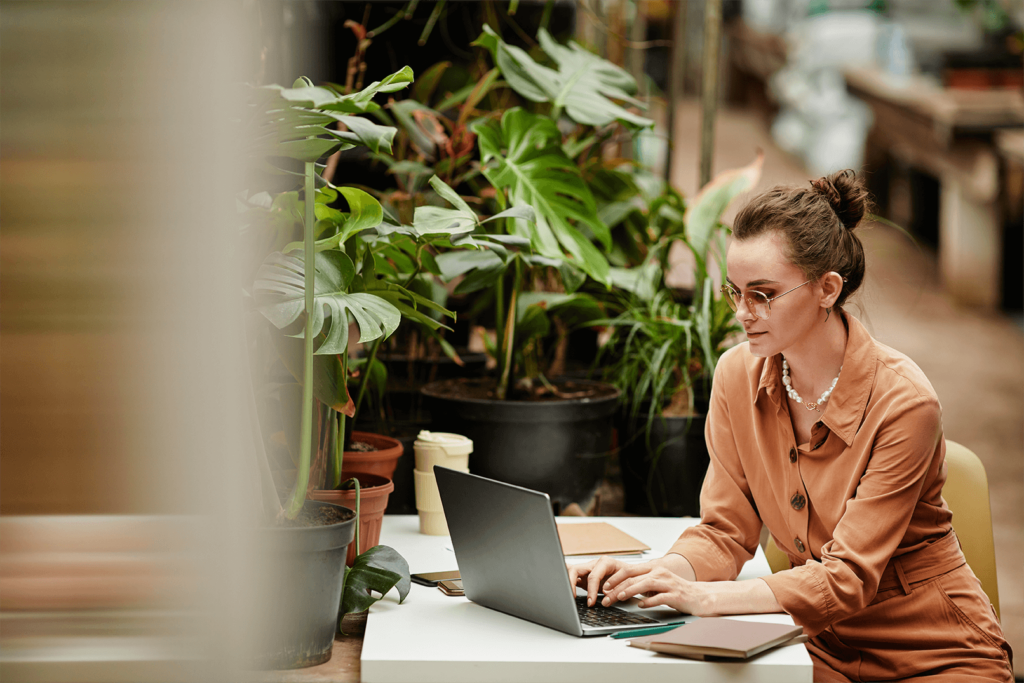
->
[594, 153, 765, 426]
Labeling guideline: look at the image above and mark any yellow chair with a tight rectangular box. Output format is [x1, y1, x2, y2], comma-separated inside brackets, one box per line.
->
[763, 439, 1000, 619]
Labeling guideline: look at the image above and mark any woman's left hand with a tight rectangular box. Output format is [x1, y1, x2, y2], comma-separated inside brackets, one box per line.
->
[605, 565, 708, 614]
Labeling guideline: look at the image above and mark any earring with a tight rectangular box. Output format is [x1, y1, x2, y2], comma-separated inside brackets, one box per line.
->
[825, 307, 832, 323]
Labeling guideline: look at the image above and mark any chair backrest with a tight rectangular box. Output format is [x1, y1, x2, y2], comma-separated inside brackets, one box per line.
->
[763, 439, 999, 618]
[942, 440, 999, 618]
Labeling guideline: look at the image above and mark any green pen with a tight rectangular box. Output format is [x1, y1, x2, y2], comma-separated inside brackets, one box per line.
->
[609, 621, 691, 639]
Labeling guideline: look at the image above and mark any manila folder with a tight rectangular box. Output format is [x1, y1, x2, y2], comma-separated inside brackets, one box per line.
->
[628, 618, 804, 660]
[556, 522, 650, 556]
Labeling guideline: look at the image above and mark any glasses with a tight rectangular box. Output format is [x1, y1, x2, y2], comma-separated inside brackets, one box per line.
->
[720, 280, 812, 320]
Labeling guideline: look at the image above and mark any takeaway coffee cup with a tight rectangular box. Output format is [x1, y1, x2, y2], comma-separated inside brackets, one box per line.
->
[413, 431, 473, 472]
[414, 467, 468, 535]
[413, 431, 472, 535]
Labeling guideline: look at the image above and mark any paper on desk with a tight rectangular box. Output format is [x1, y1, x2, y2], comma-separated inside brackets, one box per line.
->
[556, 522, 650, 556]
[444, 521, 653, 562]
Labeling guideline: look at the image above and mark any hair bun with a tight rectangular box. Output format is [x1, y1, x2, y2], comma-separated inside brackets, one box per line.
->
[811, 170, 868, 230]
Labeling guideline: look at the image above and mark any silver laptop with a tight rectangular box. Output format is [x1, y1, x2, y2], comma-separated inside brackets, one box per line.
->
[434, 466, 693, 637]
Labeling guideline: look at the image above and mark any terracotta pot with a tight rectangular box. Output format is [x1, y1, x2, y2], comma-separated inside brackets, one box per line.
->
[342, 432, 403, 480]
[309, 472, 394, 566]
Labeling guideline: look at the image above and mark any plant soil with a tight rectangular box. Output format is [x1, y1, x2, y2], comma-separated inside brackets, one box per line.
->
[349, 440, 377, 452]
[273, 504, 355, 529]
[431, 377, 619, 402]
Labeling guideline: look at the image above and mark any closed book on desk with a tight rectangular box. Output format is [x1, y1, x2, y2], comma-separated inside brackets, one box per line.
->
[556, 522, 650, 557]
[628, 618, 804, 660]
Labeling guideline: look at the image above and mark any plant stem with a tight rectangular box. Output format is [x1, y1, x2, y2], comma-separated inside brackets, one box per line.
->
[353, 335, 383, 420]
[331, 406, 341, 490]
[419, 0, 445, 45]
[539, 0, 554, 30]
[336, 352, 349, 481]
[353, 478, 362, 556]
[367, 1, 409, 38]
[497, 258, 521, 400]
[286, 160, 318, 519]
[494, 266, 505, 388]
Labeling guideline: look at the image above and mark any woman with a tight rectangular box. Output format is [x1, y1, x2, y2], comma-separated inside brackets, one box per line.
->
[570, 170, 1013, 682]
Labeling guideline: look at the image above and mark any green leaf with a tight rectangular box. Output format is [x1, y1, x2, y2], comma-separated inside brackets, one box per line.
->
[339, 545, 411, 617]
[516, 303, 551, 340]
[685, 151, 764, 261]
[270, 332, 352, 413]
[458, 68, 500, 124]
[321, 67, 415, 114]
[474, 25, 653, 130]
[559, 260, 587, 294]
[283, 187, 384, 253]
[480, 205, 537, 226]
[254, 250, 401, 355]
[391, 100, 443, 157]
[454, 264, 506, 294]
[516, 292, 602, 326]
[473, 108, 610, 283]
[435, 249, 504, 280]
[327, 114, 397, 155]
[427, 175, 473, 215]
[272, 138, 342, 163]
[607, 263, 660, 301]
[412, 205, 478, 236]
[411, 61, 451, 104]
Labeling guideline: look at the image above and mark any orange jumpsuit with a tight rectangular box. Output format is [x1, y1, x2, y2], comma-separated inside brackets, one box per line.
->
[669, 313, 1013, 682]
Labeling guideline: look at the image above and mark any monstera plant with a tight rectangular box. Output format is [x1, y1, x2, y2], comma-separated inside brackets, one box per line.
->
[408, 24, 659, 512]
[242, 69, 479, 666]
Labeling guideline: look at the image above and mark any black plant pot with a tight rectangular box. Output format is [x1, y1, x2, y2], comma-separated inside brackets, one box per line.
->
[250, 501, 356, 670]
[420, 378, 620, 510]
[619, 413, 709, 517]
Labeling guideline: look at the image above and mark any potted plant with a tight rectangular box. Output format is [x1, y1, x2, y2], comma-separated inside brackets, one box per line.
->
[241, 70, 428, 668]
[592, 155, 764, 516]
[411, 24, 657, 511]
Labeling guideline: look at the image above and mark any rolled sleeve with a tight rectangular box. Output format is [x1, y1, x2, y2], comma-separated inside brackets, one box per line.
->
[668, 357, 760, 581]
[762, 396, 943, 636]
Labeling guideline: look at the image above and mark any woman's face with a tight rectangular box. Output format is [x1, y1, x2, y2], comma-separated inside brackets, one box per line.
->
[725, 232, 823, 359]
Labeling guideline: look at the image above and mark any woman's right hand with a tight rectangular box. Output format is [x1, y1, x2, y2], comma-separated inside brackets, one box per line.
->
[568, 556, 659, 607]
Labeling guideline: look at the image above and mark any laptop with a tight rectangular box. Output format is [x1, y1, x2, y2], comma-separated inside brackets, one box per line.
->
[434, 466, 694, 637]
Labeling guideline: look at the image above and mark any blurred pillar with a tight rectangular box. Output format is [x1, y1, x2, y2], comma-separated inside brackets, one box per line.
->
[1, 2, 252, 681]
[664, 0, 688, 183]
[699, 0, 723, 188]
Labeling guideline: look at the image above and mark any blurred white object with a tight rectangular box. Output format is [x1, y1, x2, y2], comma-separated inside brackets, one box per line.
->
[787, 11, 881, 69]
[769, 11, 882, 176]
[744, 0, 787, 34]
[876, 21, 915, 83]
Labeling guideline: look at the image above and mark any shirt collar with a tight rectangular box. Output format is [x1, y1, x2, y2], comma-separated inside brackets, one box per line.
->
[756, 310, 876, 447]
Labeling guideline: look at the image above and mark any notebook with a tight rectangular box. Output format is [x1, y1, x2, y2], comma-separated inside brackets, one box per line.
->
[628, 618, 805, 660]
[556, 522, 650, 557]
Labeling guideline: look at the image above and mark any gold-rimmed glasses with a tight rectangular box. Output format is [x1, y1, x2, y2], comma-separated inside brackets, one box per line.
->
[720, 280, 812, 320]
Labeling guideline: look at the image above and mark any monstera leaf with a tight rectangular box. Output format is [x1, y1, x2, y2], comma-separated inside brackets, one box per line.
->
[473, 25, 653, 130]
[339, 545, 410, 619]
[473, 108, 609, 284]
[411, 175, 535, 243]
[281, 187, 384, 254]
[254, 250, 401, 355]
[247, 68, 413, 166]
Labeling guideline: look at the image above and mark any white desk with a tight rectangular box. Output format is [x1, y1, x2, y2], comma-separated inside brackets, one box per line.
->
[362, 516, 812, 683]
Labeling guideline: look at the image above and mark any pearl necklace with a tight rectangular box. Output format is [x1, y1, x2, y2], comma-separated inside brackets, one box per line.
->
[781, 357, 841, 412]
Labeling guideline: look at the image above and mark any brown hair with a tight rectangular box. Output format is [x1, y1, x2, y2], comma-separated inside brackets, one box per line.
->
[732, 169, 870, 309]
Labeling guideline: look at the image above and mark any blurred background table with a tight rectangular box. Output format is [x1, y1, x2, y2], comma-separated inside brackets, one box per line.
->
[844, 65, 1024, 311]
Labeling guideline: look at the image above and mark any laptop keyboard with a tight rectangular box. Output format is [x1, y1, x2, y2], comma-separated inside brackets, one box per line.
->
[575, 596, 661, 628]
